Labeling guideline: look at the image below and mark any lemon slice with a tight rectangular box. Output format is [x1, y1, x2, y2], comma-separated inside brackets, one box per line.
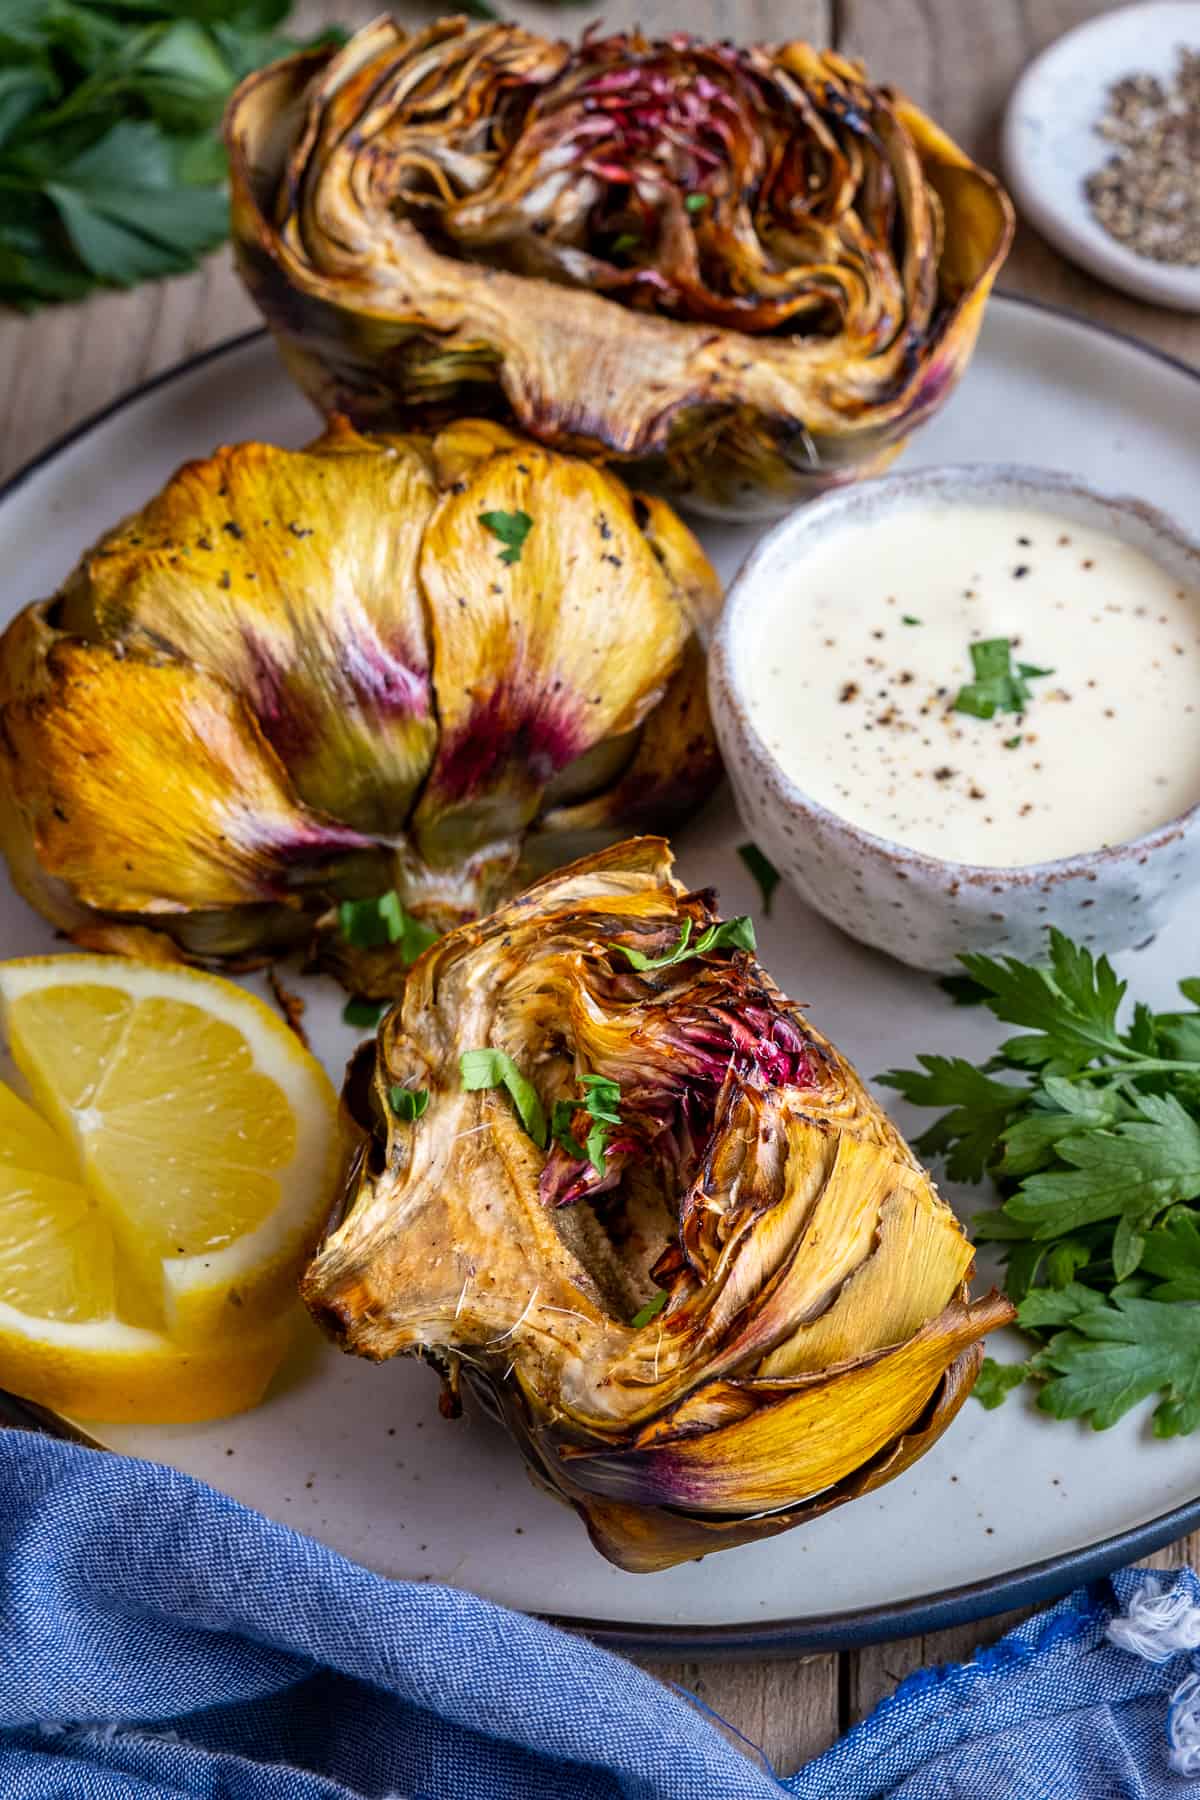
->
[0, 956, 341, 1422]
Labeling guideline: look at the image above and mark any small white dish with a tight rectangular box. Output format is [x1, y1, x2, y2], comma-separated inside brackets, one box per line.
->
[709, 465, 1200, 973]
[1003, 2, 1200, 313]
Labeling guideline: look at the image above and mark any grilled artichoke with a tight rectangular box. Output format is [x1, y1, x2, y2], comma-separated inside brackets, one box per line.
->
[0, 420, 720, 978]
[303, 838, 1012, 1572]
[227, 19, 1013, 519]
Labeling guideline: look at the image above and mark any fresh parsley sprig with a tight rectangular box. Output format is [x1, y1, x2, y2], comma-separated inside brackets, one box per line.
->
[882, 929, 1200, 1435]
[0, 0, 339, 311]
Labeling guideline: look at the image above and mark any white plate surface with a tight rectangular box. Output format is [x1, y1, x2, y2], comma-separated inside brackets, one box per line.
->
[2, 297, 1199, 1638]
[1003, 3, 1200, 312]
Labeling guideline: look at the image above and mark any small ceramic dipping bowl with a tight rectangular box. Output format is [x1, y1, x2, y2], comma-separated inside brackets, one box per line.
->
[709, 465, 1200, 972]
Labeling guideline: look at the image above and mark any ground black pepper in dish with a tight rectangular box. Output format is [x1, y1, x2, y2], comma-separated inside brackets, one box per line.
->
[1085, 49, 1200, 265]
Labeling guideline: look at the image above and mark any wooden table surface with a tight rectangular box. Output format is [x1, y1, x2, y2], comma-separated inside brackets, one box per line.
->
[2, 0, 1197, 1776]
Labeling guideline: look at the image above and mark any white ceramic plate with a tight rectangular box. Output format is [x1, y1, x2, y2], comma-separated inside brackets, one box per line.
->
[1003, 3, 1200, 312]
[2, 296, 1199, 1652]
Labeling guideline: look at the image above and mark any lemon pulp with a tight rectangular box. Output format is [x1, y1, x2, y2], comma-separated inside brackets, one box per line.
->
[0, 957, 341, 1422]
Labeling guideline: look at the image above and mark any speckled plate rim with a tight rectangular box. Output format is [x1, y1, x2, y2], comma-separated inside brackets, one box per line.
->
[1, 293, 1199, 1658]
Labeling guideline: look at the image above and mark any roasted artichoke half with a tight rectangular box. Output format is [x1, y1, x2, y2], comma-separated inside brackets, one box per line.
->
[227, 19, 1014, 518]
[0, 420, 720, 979]
[303, 838, 1012, 1572]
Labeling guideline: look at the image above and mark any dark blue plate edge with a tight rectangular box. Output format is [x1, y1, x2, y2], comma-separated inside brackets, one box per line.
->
[0, 294, 1197, 1659]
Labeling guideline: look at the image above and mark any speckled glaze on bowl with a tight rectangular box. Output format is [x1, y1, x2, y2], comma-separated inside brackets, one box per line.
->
[709, 465, 1200, 972]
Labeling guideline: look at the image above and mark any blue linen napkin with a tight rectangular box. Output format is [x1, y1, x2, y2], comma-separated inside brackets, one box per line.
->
[0, 1430, 1198, 1799]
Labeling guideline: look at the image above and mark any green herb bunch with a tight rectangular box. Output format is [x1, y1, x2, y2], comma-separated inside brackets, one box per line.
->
[0, 0, 337, 311]
[882, 930, 1200, 1435]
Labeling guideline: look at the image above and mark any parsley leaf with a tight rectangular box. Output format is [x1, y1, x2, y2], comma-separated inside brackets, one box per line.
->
[888, 930, 1200, 1433]
[737, 842, 781, 915]
[479, 509, 533, 566]
[1032, 1289, 1200, 1435]
[955, 929, 1128, 1071]
[338, 891, 438, 964]
[954, 637, 1053, 721]
[0, 0, 337, 311]
[630, 1289, 669, 1328]
[1005, 1093, 1200, 1258]
[1140, 1210, 1200, 1301]
[684, 192, 708, 213]
[460, 1049, 547, 1149]
[973, 1357, 1028, 1409]
[551, 1073, 623, 1174]
[618, 914, 756, 973]
[878, 1055, 1023, 1182]
[389, 1086, 429, 1121]
[343, 997, 385, 1029]
[901, 614, 922, 626]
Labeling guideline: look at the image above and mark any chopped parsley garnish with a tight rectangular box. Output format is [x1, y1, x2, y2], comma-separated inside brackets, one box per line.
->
[737, 842, 781, 916]
[479, 509, 533, 566]
[618, 914, 756, 973]
[954, 638, 1054, 720]
[881, 930, 1200, 1435]
[551, 1072, 623, 1174]
[460, 1049, 547, 1148]
[684, 193, 708, 213]
[630, 1289, 669, 1328]
[612, 231, 640, 254]
[389, 1086, 429, 1121]
[901, 614, 922, 626]
[1003, 735, 1023, 750]
[343, 997, 385, 1029]
[338, 892, 438, 964]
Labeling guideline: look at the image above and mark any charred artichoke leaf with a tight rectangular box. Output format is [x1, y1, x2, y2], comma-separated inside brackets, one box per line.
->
[303, 837, 1012, 1572]
[227, 22, 1014, 516]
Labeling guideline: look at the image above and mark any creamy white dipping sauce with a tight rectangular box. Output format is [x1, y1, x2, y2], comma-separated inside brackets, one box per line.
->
[745, 501, 1200, 867]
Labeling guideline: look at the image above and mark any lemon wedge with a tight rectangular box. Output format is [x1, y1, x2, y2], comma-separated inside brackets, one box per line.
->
[0, 956, 341, 1423]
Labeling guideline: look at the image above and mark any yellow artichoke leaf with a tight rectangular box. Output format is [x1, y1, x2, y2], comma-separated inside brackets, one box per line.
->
[411, 448, 692, 867]
[56, 425, 439, 837]
[563, 1296, 1004, 1515]
[567, 1340, 983, 1573]
[1, 640, 374, 915]
[759, 1178, 976, 1377]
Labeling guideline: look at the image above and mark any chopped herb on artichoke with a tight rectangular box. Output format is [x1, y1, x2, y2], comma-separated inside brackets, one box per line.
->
[389, 1086, 429, 1120]
[551, 1073, 623, 1173]
[618, 914, 756, 972]
[459, 1048, 548, 1147]
[478, 508, 533, 565]
[630, 1289, 669, 1328]
[343, 997, 385, 1028]
[339, 892, 438, 964]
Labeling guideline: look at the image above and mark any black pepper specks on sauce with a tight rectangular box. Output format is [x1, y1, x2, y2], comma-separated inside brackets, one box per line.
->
[754, 507, 1200, 862]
